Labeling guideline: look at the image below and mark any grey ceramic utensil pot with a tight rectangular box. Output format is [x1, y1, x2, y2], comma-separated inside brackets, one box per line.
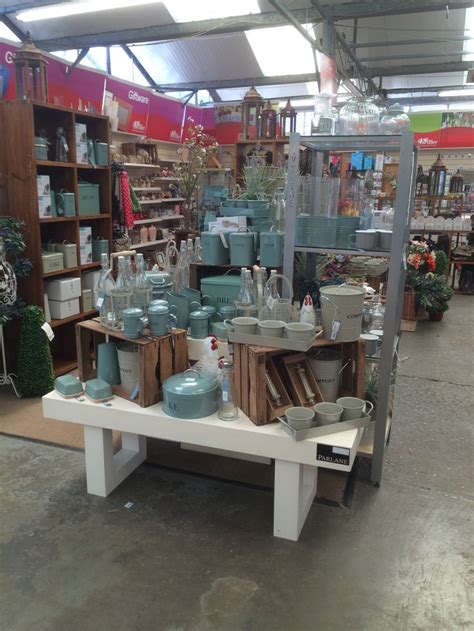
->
[122, 307, 147, 339]
[163, 369, 219, 419]
[189, 310, 210, 339]
[97, 342, 121, 385]
[148, 304, 177, 336]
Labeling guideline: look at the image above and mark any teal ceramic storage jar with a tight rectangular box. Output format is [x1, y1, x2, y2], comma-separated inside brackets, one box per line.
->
[201, 231, 229, 265]
[260, 231, 284, 267]
[229, 230, 257, 267]
[163, 369, 219, 419]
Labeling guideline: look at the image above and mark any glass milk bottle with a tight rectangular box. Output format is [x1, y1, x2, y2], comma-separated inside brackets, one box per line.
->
[97, 253, 115, 328]
[218, 360, 239, 421]
[133, 253, 152, 316]
[110, 255, 132, 329]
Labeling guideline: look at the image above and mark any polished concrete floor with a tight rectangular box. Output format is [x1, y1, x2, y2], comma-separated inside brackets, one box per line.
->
[1, 296, 473, 631]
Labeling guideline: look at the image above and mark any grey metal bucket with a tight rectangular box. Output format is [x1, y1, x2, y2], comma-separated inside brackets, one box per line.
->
[308, 349, 344, 402]
[320, 284, 365, 342]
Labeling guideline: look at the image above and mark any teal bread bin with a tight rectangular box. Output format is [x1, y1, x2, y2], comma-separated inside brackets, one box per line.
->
[85, 378, 113, 402]
[229, 230, 257, 267]
[92, 237, 109, 262]
[163, 369, 219, 419]
[55, 375, 83, 398]
[201, 231, 229, 265]
[260, 232, 284, 267]
[78, 182, 100, 216]
[55, 190, 76, 217]
[94, 140, 109, 166]
[200, 273, 242, 307]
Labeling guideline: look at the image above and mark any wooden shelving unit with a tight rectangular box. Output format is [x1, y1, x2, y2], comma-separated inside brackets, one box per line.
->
[234, 139, 287, 182]
[0, 99, 112, 375]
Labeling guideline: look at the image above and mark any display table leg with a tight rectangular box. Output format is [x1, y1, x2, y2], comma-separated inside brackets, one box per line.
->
[84, 426, 147, 497]
[273, 460, 318, 541]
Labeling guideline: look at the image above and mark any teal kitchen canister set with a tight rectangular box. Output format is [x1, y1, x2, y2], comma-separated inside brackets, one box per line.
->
[201, 227, 284, 268]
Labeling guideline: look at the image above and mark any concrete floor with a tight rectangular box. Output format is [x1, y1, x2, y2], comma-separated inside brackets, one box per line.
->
[1, 295, 473, 631]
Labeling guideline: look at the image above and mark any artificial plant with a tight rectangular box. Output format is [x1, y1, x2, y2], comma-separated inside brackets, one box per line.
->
[414, 273, 453, 314]
[17, 305, 54, 397]
[174, 118, 218, 230]
[239, 153, 285, 201]
[0, 217, 32, 326]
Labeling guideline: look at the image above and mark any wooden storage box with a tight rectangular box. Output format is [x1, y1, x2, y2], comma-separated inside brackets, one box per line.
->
[76, 319, 188, 407]
[233, 338, 366, 426]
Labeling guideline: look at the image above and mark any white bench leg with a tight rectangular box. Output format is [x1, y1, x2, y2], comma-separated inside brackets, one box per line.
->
[273, 460, 318, 541]
[84, 426, 147, 497]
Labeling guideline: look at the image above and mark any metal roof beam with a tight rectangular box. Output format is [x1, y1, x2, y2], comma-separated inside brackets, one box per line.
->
[0, 13, 26, 40]
[325, 0, 472, 20]
[351, 36, 472, 49]
[157, 74, 319, 92]
[34, 8, 322, 51]
[385, 84, 468, 94]
[0, 1, 67, 15]
[208, 89, 222, 103]
[389, 94, 474, 106]
[368, 61, 472, 77]
[121, 45, 159, 89]
[66, 47, 89, 75]
[358, 51, 466, 63]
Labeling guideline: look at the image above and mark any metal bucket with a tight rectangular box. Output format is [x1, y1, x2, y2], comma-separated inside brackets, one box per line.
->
[320, 284, 365, 342]
[117, 343, 139, 393]
[307, 349, 344, 402]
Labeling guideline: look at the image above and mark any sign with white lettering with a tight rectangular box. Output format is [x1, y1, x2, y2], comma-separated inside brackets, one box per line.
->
[316, 444, 350, 466]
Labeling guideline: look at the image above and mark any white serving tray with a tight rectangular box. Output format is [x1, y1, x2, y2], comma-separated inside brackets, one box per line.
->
[228, 329, 322, 352]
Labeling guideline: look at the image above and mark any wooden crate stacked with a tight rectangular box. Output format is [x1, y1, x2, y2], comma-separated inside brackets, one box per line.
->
[233, 338, 366, 426]
[76, 319, 187, 407]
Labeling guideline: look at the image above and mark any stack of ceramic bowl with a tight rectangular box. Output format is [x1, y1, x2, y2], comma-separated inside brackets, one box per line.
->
[295, 215, 338, 248]
[346, 259, 367, 277]
[336, 216, 361, 248]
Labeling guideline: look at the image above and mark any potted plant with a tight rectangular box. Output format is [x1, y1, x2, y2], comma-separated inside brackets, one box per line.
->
[239, 153, 284, 210]
[416, 273, 453, 321]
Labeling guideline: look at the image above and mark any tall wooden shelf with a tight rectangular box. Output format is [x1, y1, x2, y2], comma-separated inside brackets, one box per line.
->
[0, 100, 112, 376]
[234, 139, 287, 182]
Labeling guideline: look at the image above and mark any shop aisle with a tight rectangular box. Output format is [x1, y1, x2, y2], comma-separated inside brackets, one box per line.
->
[0, 296, 472, 631]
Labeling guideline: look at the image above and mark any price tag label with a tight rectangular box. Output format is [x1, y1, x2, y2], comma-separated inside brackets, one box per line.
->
[130, 384, 140, 401]
[41, 322, 55, 341]
[96, 296, 104, 309]
[330, 320, 340, 341]
[222, 390, 228, 402]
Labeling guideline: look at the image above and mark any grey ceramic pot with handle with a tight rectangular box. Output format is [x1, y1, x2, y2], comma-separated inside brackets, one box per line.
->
[162, 369, 219, 419]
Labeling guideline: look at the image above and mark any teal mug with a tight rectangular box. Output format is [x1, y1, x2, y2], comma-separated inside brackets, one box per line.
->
[189, 310, 210, 339]
[200, 305, 222, 324]
[211, 321, 229, 340]
[218, 305, 236, 320]
[148, 305, 177, 336]
[123, 307, 147, 339]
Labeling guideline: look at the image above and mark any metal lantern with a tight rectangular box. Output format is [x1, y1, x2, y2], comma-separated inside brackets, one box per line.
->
[260, 100, 277, 139]
[0, 237, 16, 306]
[428, 154, 447, 196]
[13, 36, 49, 102]
[279, 99, 297, 137]
[240, 86, 264, 140]
[449, 168, 464, 193]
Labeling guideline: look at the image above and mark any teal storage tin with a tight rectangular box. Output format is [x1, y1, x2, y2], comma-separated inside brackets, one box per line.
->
[163, 369, 219, 419]
[92, 237, 109, 262]
[78, 182, 100, 216]
[200, 273, 241, 308]
[189, 310, 210, 339]
[55, 190, 76, 217]
[260, 232, 284, 267]
[201, 231, 229, 265]
[229, 231, 257, 267]
[35, 136, 49, 160]
[94, 140, 109, 166]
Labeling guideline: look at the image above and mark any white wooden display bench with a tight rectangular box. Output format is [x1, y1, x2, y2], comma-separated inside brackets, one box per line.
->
[42, 391, 363, 541]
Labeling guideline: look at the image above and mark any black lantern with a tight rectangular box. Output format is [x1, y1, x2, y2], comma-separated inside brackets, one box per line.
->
[279, 99, 297, 137]
[240, 86, 264, 140]
[428, 154, 447, 196]
[449, 168, 464, 193]
[260, 100, 277, 139]
[13, 35, 49, 102]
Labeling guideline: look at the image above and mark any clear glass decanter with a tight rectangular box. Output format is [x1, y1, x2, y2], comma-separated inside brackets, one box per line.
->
[110, 255, 132, 329]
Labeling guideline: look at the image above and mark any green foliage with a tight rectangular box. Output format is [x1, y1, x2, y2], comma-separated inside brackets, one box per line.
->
[413, 272, 453, 313]
[434, 249, 448, 275]
[17, 305, 54, 397]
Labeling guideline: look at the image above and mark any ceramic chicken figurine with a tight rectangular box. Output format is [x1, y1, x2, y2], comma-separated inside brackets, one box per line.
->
[194, 335, 223, 378]
[299, 293, 316, 326]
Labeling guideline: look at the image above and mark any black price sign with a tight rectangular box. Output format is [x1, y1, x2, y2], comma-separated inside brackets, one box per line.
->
[316, 444, 350, 466]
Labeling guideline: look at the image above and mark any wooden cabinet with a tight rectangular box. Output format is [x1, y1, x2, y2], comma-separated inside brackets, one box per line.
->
[0, 100, 112, 375]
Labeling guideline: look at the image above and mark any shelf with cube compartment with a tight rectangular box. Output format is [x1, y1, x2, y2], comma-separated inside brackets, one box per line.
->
[76, 168, 111, 217]
[36, 165, 77, 220]
[33, 103, 75, 164]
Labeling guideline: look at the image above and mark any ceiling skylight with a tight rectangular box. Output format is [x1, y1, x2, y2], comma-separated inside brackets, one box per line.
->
[17, 0, 162, 22]
[246, 25, 316, 77]
[0, 22, 20, 42]
[164, 0, 260, 23]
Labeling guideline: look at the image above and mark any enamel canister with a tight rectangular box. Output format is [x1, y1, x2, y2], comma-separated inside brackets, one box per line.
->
[201, 231, 229, 265]
[260, 231, 284, 267]
[163, 369, 219, 419]
[200, 274, 242, 308]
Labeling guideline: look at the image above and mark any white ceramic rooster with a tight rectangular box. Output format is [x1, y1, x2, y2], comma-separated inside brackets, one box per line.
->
[299, 293, 316, 326]
[194, 335, 222, 378]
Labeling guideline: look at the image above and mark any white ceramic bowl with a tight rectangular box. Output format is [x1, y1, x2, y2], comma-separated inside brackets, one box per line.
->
[285, 322, 315, 340]
[258, 319, 286, 338]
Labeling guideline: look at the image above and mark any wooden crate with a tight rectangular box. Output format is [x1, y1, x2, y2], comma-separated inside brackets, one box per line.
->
[233, 338, 366, 426]
[76, 319, 187, 407]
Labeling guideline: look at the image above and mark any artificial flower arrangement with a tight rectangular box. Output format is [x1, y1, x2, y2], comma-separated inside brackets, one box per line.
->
[174, 118, 219, 229]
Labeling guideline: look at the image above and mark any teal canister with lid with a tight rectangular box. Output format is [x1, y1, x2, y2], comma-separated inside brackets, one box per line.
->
[260, 231, 284, 267]
[201, 231, 229, 265]
[229, 230, 257, 267]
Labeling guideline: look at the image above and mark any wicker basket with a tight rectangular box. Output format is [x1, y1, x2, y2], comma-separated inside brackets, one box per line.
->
[402, 289, 416, 321]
